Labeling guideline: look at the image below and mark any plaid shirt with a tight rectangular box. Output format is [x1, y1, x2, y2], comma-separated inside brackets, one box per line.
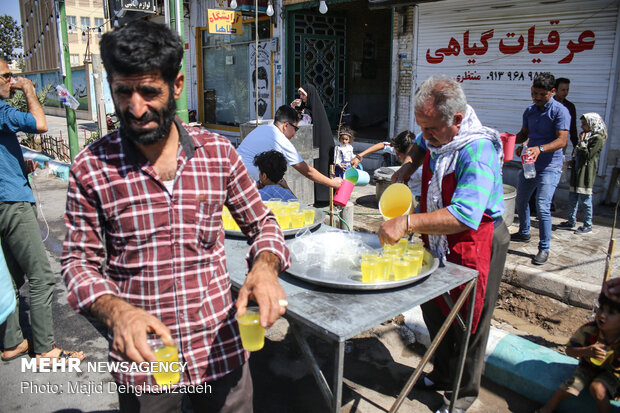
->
[61, 119, 290, 387]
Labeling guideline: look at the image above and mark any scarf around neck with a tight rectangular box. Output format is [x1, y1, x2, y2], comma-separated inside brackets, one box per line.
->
[425, 105, 503, 261]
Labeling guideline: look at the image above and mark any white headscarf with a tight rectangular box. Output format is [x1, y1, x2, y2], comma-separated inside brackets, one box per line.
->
[425, 105, 503, 261]
[580, 112, 607, 144]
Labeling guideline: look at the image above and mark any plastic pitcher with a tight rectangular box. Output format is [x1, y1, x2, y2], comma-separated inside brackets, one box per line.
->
[333, 179, 355, 206]
[344, 168, 370, 186]
[379, 183, 412, 220]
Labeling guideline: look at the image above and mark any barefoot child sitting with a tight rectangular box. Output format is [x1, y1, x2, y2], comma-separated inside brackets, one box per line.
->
[539, 291, 620, 413]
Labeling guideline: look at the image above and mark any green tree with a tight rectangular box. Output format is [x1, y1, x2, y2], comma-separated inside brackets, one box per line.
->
[0, 15, 22, 61]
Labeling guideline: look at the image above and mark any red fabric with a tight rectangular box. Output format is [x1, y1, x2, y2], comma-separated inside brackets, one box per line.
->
[420, 152, 494, 333]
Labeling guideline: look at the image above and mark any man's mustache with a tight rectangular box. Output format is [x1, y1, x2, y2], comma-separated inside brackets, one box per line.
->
[123, 110, 160, 123]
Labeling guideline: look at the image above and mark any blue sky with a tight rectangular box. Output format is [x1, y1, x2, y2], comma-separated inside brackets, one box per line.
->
[0, 0, 22, 25]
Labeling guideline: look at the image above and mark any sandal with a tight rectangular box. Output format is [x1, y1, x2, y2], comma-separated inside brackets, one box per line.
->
[35, 348, 85, 368]
[1, 339, 31, 361]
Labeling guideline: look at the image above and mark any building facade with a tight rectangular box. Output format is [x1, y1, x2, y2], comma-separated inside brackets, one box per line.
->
[20, 0, 108, 72]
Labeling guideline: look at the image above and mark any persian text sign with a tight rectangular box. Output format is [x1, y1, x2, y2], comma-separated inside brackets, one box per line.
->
[425, 21, 595, 66]
[207, 10, 242, 35]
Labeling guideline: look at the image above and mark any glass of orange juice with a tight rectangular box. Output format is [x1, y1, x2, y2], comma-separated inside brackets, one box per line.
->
[237, 306, 265, 351]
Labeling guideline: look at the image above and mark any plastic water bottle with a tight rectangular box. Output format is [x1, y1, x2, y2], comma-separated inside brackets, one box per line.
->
[521, 146, 536, 179]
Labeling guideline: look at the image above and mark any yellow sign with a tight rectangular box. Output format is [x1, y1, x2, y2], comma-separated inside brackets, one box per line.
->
[207, 9, 242, 35]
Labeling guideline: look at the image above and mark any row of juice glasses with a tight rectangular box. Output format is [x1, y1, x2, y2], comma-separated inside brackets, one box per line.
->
[264, 199, 316, 230]
[360, 238, 425, 283]
[222, 201, 316, 231]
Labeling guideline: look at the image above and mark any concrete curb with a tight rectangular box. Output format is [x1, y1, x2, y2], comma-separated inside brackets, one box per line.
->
[503, 263, 600, 309]
[21, 146, 70, 181]
[403, 309, 620, 412]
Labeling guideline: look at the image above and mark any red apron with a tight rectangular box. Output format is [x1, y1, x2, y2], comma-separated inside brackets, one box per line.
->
[420, 152, 494, 333]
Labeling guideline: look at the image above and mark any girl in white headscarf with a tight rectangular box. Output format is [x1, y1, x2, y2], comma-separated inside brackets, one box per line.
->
[558, 112, 607, 234]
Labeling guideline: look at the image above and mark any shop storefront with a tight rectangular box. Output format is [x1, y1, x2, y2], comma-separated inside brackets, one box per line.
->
[391, 0, 620, 189]
[191, 0, 276, 140]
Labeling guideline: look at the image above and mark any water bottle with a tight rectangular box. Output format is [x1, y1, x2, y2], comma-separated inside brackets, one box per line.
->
[521, 146, 536, 179]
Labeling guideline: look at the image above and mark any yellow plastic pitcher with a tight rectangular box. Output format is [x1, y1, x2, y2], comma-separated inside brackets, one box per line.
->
[379, 183, 412, 220]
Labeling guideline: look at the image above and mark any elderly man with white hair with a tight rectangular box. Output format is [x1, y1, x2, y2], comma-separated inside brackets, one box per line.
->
[381, 75, 510, 413]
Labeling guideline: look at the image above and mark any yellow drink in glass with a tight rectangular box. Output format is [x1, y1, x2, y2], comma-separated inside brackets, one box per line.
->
[277, 211, 292, 229]
[238, 307, 265, 351]
[303, 208, 316, 226]
[291, 212, 305, 228]
[287, 200, 301, 211]
[397, 238, 408, 254]
[590, 348, 614, 366]
[379, 256, 392, 281]
[408, 242, 424, 252]
[152, 344, 180, 386]
[393, 258, 411, 280]
[406, 250, 424, 277]
[361, 255, 379, 283]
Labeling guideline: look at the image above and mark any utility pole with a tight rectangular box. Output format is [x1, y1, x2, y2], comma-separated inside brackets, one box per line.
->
[57, 0, 79, 161]
[168, 0, 189, 123]
[91, 54, 107, 138]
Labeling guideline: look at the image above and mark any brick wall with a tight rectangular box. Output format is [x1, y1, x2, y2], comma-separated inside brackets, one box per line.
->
[392, 7, 415, 134]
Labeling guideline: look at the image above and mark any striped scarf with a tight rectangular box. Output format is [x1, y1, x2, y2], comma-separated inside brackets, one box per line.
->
[425, 105, 503, 261]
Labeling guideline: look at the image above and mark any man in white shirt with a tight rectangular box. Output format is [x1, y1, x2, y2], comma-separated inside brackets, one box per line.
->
[238, 105, 342, 190]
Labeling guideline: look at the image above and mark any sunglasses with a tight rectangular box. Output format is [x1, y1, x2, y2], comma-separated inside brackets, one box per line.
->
[0, 72, 13, 81]
[289, 123, 299, 132]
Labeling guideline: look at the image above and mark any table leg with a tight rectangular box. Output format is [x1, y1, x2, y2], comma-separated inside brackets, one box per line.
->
[333, 340, 345, 413]
[388, 278, 477, 413]
[289, 321, 335, 410]
[449, 277, 477, 413]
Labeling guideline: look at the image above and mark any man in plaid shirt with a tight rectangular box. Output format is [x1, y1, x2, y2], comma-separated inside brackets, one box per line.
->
[61, 20, 290, 413]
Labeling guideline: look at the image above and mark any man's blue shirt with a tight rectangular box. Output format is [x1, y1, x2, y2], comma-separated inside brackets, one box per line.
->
[0, 100, 37, 202]
[522, 99, 570, 171]
[415, 133, 504, 230]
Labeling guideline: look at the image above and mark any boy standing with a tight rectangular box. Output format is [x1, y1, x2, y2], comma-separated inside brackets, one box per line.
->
[539, 291, 620, 413]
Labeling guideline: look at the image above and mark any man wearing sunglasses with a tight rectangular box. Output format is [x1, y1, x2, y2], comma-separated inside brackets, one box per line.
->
[238, 105, 342, 194]
[0, 60, 84, 364]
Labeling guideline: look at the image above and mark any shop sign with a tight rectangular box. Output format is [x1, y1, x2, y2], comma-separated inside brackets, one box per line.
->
[108, 0, 156, 14]
[207, 9, 242, 35]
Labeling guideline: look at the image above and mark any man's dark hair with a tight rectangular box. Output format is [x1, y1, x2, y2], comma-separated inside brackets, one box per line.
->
[254, 150, 287, 183]
[555, 77, 570, 88]
[533, 72, 556, 91]
[100, 20, 183, 84]
[391, 130, 415, 154]
[599, 291, 620, 314]
[274, 105, 301, 125]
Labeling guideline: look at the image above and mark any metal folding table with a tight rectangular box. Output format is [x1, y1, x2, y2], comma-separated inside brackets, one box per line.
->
[225, 230, 478, 413]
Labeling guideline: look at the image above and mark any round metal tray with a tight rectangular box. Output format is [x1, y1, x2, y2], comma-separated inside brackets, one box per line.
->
[224, 208, 326, 238]
[285, 231, 439, 290]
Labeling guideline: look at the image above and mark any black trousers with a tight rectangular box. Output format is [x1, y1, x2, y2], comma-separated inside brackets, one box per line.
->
[421, 221, 510, 410]
[118, 362, 253, 413]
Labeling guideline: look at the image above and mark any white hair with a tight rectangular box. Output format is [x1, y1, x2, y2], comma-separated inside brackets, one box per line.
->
[414, 75, 467, 124]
